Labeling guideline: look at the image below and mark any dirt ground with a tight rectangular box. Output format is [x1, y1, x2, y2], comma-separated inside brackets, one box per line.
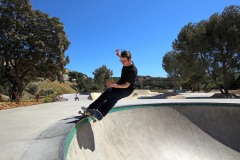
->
[0, 101, 44, 111]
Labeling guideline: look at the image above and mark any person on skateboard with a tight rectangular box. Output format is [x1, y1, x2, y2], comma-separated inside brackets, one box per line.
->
[87, 49, 138, 117]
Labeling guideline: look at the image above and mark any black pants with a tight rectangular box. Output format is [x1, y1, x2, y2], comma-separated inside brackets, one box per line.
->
[88, 88, 134, 117]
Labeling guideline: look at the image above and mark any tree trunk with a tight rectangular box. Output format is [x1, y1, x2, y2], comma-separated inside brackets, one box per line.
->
[210, 74, 228, 96]
[6, 74, 22, 103]
[203, 83, 208, 92]
[11, 84, 22, 103]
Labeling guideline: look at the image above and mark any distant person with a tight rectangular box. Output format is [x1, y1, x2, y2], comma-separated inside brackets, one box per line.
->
[75, 94, 79, 101]
[87, 49, 138, 117]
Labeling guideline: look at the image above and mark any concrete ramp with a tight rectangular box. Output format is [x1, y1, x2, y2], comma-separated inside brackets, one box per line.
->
[65, 105, 240, 160]
[88, 91, 139, 100]
[87, 92, 102, 100]
[132, 89, 156, 95]
[87, 90, 157, 100]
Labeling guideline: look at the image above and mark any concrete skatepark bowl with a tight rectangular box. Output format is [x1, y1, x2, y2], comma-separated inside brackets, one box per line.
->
[65, 103, 240, 160]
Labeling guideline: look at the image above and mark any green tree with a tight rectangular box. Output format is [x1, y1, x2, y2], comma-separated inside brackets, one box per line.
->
[68, 71, 89, 92]
[68, 71, 86, 83]
[163, 49, 206, 91]
[75, 73, 88, 92]
[171, 5, 240, 95]
[92, 65, 113, 91]
[0, 0, 70, 102]
[162, 51, 180, 91]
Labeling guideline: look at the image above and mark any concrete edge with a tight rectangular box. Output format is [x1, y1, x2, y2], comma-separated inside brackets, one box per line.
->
[63, 117, 92, 159]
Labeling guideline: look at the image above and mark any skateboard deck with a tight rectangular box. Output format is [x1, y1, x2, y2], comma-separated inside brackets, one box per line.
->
[78, 106, 103, 122]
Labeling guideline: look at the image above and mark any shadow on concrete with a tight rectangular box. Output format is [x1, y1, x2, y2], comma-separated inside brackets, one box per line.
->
[76, 121, 95, 151]
[138, 92, 179, 99]
[210, 93, 240, 99]
[62, 116, 84, 124]
[20, 117, 77, 160]
[174, 106, 240, 152]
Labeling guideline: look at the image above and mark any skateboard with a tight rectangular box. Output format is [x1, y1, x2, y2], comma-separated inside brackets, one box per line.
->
[78, 106, 103, 123]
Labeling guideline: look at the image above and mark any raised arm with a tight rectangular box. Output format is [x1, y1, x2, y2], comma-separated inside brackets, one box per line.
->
[115, 49, 121, 57]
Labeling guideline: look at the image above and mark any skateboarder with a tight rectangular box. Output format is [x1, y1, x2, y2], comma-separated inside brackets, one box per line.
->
[88, 49, 138, 117]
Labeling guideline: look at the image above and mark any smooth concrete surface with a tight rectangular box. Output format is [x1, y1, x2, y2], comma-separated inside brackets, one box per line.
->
[0, 93, 240, 160]
[0, 99, 92, 160]
[66, 104, 240, 160]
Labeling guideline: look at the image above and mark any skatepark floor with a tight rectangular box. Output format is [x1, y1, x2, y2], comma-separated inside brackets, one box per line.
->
[0, 93, 239, 160]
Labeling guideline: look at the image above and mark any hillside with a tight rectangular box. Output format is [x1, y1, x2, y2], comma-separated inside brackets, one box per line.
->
[0, 81, 77, 110]
[36, 80, 77, 95]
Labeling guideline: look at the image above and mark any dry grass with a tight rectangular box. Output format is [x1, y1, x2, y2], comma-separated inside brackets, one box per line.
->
[0, 80, 77, 111]
[37, 81, 76, 94]
[0, 100, 44, 110]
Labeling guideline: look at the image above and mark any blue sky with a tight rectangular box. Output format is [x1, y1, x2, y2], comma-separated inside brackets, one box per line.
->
[30, 0, 239, 78]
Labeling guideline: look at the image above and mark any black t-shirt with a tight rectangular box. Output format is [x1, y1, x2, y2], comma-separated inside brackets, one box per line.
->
[117, 62, 138, 89]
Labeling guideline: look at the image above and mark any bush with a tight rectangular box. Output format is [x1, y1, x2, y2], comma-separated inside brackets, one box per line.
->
[40, 89, 55, 96]
[43, 96, 52, 103]
[0, 85, 10, 96]
[26, 83, 38, 95]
